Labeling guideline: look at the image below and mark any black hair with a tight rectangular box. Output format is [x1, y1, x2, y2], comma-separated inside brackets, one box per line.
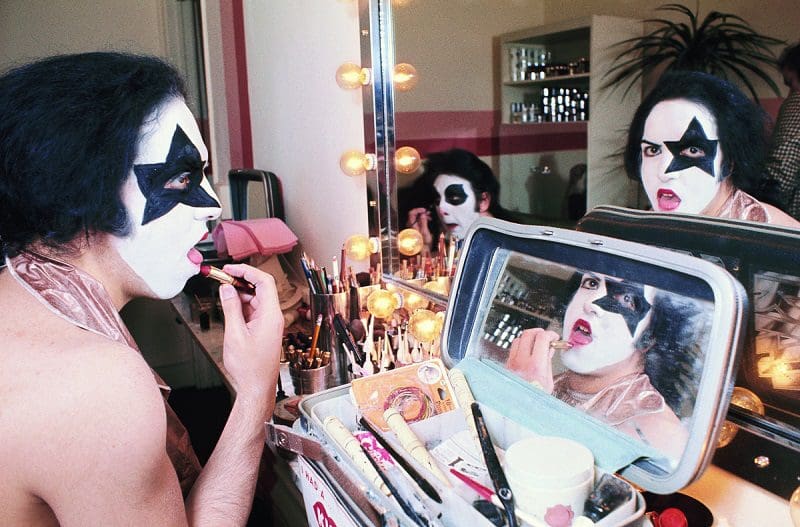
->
[778, 43, 800, 75]
[421, 148, 505, 218]
[0, 52, 187, 256]
[624, 71, 775, 203]
[638, 291, 708, 419]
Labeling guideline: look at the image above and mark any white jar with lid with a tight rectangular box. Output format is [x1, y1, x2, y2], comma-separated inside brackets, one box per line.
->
[505, 435, 595, 523]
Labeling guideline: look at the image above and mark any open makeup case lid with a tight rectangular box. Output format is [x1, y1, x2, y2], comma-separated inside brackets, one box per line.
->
[441, 217, 747, 494]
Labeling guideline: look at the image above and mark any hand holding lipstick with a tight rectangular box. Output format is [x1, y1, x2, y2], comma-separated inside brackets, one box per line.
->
[216, 263, 284, 418]
[506, 328, 559, 393]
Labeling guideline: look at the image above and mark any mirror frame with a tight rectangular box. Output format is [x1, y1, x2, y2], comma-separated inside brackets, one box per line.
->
[360, 0, 402, 281]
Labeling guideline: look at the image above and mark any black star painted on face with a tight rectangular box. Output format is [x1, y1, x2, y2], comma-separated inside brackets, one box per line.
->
[663, 117, 719, 179]
[593, 280, 651, 337]
[133, 125, 220, 225]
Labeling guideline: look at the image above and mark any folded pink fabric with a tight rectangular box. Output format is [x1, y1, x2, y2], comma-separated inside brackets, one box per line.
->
[213, 218, 298, 260]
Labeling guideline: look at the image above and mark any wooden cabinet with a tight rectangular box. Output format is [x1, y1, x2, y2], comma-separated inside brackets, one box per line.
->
[496, 16, 643, 220]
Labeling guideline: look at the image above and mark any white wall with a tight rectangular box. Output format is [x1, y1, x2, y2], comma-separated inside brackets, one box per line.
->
[243, 0, 369, 269]
[0, 0, 165, 65]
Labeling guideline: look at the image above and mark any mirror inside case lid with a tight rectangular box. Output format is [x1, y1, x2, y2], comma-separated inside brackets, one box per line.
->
[440, 218, 746, 494]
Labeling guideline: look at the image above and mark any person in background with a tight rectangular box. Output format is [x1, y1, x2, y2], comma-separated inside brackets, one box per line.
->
[0, 52, 283, 525]
[765, 43, 800, 221]
[406, 148, 508, 251]
[624, 70, 800, 228]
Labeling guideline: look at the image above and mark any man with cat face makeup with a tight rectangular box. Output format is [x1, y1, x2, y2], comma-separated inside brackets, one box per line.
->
[0, 53, 283, 525]
[507, 273, 692, 460]
[406, 148, 507, 250]
[625, 71, 799, 228]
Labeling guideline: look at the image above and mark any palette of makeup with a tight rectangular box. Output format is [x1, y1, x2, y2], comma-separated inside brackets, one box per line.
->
[289, 218, 746, 526]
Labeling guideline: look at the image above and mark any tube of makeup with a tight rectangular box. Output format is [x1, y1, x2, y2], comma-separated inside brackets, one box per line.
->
[199, 265, 256, 295]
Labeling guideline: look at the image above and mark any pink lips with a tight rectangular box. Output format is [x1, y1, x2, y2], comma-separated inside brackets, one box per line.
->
[569, 319, 593, 346]
[188, 247, 203, 266]
[656, 188, 681, 211]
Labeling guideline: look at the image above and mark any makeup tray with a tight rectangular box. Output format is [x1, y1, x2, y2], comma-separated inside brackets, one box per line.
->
[289, 218, 746, 527]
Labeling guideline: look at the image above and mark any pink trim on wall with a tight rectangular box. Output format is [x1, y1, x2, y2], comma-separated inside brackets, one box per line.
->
[395, 110, 586, 156]
[220, 0, 253, 169]
[395, 98, 787, 157]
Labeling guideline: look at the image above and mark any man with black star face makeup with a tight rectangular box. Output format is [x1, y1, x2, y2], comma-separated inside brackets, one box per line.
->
[406, 148, 507, 251]
[507, 273, 690, 460]
[625, 71, 799, 228]
[0, 53, 284, 526]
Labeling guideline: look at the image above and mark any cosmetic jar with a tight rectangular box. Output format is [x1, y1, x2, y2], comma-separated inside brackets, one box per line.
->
[505, 435, 595, 520]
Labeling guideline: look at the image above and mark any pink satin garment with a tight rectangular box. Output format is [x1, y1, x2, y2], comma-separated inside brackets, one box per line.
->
[714, 188, 771, 223]
[8, 250, 202, 497]
[553, 372, 666, 426]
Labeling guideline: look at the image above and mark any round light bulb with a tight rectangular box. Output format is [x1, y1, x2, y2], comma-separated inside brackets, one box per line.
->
[423, 279, 449, 296]
[403, 291, 429, 312]
[717, 386, 765, 448]
[336, 62, 371, 89]
[397, 228, 425, 256]
[340, 150, 375, 176]
[393, 63, 419, 92]
[395, 146, 422, 174]
[344, 234, 372, 261]
[407, 309, 442, 343]
[366, 289, 400, 319]
[791, 485, 800, 526]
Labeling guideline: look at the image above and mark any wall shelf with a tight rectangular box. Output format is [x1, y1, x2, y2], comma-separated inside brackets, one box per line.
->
[496, 15, 643, 218]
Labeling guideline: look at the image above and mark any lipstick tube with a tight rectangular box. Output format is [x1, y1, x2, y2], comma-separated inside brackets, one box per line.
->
[200, 265, 256, 295]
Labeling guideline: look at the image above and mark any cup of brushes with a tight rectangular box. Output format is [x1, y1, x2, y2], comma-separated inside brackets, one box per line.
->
[288, 313, 333, 395]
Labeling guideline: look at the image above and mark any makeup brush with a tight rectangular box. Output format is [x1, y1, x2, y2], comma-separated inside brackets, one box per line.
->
[199, 265, 256, 294]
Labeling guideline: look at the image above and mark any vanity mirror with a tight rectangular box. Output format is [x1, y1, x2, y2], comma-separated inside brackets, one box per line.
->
[361, 0, 644, 291]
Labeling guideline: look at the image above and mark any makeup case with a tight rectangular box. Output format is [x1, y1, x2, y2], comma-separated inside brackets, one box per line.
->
[272, 217, 747, 527]
[576, 204, 800, 498]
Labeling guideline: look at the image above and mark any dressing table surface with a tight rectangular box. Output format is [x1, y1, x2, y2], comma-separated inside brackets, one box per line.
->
[170, 295, 792, 526]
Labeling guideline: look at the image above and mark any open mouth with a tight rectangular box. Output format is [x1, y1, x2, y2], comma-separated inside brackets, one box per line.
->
[656, 188, 681, 211]
[569, 319, 593, 346]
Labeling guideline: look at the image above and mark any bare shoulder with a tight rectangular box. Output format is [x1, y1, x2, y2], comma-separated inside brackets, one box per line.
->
[0, 273, 182, 523]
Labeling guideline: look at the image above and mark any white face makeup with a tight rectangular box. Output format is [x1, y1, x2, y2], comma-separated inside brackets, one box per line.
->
[641, 99, 725, 214]
[112, 97, 221, 299]
[433, 173, 481, 240]
[561, 273, 654, 375]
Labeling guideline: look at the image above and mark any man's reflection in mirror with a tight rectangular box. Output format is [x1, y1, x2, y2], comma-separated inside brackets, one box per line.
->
[625, 70, 800, 229]
[505, 272, 707, 460]
[403, 149, 509, 253]
[753, 272, 800, 393]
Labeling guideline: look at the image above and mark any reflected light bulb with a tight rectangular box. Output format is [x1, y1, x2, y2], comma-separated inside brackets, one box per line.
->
[397, 228, 424, 256]
[423, 279, 449, 296]
[716, 386, 765, 448]
[367, 289, 400, 319]
[791, 485, 800, 526]
[395, 146, 422, 174]
[393, 63, 419, 92]
[340, 150, 375, 176]
[336, 62, 371, 89]
[408, 309, 442, 343]
[403, 291, 429, 312]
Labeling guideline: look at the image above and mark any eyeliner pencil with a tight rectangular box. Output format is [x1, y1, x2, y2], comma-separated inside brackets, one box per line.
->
[357, 436, 429, 527]
[359, 417, 442, 504]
